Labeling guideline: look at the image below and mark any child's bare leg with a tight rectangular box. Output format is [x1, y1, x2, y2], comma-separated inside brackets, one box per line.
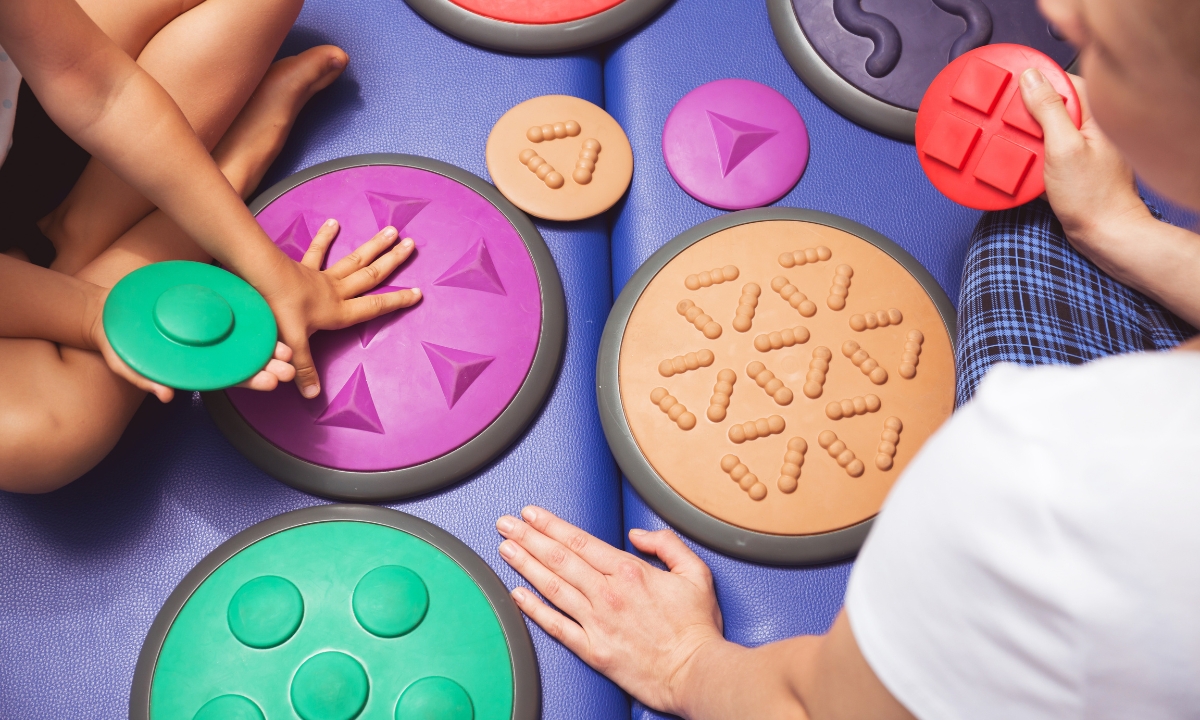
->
[0, 50, 344, 493]
[42, 0, 314, 275]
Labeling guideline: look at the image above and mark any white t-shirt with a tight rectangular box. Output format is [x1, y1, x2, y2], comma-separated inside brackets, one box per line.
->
[846, 350, 1200, 720]
[0, 44, 20, 167]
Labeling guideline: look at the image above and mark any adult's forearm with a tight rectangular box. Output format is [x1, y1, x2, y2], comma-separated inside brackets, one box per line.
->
[1081, 216, 1200, 329]
[673, 638, 813, 720]
[0, 255, 102, 349]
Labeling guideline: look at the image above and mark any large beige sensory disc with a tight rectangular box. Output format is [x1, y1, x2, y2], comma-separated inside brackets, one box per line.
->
[597, 208, 957, 564]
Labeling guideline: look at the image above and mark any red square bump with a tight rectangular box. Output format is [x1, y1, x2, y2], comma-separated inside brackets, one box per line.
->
[922, 111, 982, 170]
[973, 136, 1036, 195]
[951, 57, 1012, 115]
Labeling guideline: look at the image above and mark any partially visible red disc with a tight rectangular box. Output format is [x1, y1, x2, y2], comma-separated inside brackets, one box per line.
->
[915, 44, 1081, 211]
[446, 0, 625, 24]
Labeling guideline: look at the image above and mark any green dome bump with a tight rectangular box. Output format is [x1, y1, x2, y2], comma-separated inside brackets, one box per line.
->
[154, 284, 234, 347]
[192, 694, 265, 720]
[227, 575, 304, 649]
[395, 677, 473, 720]
[290, 651, 370, 720]
[352, 566, 429, 638]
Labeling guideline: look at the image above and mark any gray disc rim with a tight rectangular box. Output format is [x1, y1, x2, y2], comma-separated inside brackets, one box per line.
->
[129, 504, 540, 720]
[597, 207, 957, 565]
[767, 0, 917, 143]
[403, 0, 673, 54]
[204, 153, 566, 503]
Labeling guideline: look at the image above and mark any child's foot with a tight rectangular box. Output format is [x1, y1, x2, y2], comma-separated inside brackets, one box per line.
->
[213, 45, 349, 198]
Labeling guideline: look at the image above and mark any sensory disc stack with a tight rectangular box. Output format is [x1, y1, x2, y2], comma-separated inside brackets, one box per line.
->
[598, 209, 957, 564]
[130, 505, 539, 720]
[767, 0, 1076, 141]
[205, 154, 565, 502]
[402, 0, 672, 54]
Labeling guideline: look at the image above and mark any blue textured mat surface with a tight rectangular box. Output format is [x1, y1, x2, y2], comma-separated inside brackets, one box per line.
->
[603, 1, 979, 717]
[0, 1, 626, 718]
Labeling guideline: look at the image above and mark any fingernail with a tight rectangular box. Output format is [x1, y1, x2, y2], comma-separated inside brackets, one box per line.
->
[410, 288, 422, 298]
[499, 540, 517, 559]
[401, 238, 414, 248]
[384, 226, 398, 239]
[497, 516, 515, 534]
[521, 506, 538, 522]
[303, 384, 320, 398]
[1021, 68, 1045, 89]
[324, 218, 337, 228]
[331, 55, 347, 70]
[629, 529, 647, 537]
[511, 587, 528, 603]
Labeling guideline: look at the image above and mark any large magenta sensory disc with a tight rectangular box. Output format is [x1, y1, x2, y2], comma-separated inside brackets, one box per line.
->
[205, 154, 565, 501]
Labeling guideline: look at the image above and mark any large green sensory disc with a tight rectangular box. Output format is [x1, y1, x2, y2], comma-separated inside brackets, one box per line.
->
[103, 261, 277, 390]
[130, 505, 539, 720]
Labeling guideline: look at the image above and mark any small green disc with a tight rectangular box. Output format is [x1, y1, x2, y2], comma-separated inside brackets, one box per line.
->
[227, 575, 304, 649]
[103, 261, 276, 390]
[352, 566, 429, 638]
[192, 694, 265, 720]
[396, 677, 474, 720]
[290, 651, 370, 720]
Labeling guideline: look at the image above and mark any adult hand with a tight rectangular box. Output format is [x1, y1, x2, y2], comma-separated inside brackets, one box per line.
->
[259, 219, 422, 399]
[1020, 69, 1155, 267]
[496, 506, 725, 715]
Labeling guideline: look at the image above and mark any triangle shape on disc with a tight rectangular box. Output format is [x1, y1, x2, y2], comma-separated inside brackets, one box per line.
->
[365, 191, 430, 233]
[315, 364, 384, 434]
[275, 215, 312, 262]
[422, 342, 495, 408]
[706, 111, 779, 176]
[433, 238, 506, 296]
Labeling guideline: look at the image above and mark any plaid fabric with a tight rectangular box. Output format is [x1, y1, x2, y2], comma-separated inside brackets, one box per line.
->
[955, 198, 1197, 406]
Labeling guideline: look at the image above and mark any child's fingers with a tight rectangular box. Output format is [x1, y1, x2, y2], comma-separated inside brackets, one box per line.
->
[96, 333, 175, 403]
[236, 370, 279, 392]
[324, 227, 399, 280]
[264, 357, 296, 383]
[510, 587, 591, 658]
[300, 219, 340, 271]
[338, 238, 415, 297]
[272, 341, 293, 364]
[339, 288, 422, 326]
[289, 338, 321, 399]
[1020, 69, 1085, 155]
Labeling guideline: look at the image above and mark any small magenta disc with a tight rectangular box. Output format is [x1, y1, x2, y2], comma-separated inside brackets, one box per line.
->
[103, 261, 277, 391]
[662, 79, 810, 210]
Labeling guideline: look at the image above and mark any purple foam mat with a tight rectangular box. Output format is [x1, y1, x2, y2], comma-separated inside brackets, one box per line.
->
[227, 165, 542, 472]
[792, 0, 1075, 112]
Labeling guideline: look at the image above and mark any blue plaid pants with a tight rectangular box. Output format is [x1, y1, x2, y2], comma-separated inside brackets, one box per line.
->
[955, 199, 1197, 406]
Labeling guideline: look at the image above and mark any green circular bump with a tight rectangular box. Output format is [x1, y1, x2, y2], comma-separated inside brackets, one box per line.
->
[291, 651, 370, 720]
[227, 575, 304, 649]
[192, 694, 265, 720]
[352, 566, 429, 638]
[395, 677, 473, 720]
[153, 284, 234, 347]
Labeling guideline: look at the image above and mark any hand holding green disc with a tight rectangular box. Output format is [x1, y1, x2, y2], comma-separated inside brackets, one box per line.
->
[103, 261, 277, 391]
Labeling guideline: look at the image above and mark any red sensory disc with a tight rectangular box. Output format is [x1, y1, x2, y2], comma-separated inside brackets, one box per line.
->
[446, 0, 624, 24]
[915, 44, 1081, 211]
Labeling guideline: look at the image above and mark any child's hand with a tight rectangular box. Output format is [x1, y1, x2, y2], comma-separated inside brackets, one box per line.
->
[258, 219, 421, 400]
[496, 506, 725, 715]
[1020, 69, 1155, 262]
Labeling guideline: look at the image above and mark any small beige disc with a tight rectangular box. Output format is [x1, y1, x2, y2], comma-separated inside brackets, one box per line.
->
[486, 95, 633, 222]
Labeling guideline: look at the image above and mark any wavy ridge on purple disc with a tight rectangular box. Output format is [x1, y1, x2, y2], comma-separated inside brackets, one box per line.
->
[227, 165, 542, 472]
[831, 0, 902, 78]
[932, 0, 993, 61]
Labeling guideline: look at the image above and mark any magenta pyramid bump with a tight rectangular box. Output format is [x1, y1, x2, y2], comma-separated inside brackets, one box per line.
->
[433, 238, 506, 295]
[275, 215, 313, 262]
[707, 111, 778, 176]
[422, 342, 495, 408]
[315, 364, 385, 434]
[364, 191, 430, 233]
